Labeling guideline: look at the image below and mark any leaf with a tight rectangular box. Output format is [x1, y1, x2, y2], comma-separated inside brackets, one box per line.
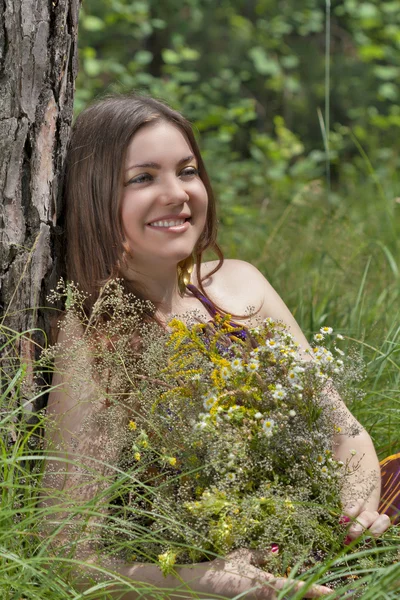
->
[374, 66, 400, 81]
[134, 50, 153, 65]
[358, 2, 380, 19]
[84, 57, 102, 77]
[181, 47, 200, 61]
[82, 15, 105, 31]
[151, 18, 166, 29]
[162, 49, 181, 65]
[248, 47, 280, 76]
[378, 83, 398, 101]
[359, 44, 385, 62]
[281, 55, 299, 69]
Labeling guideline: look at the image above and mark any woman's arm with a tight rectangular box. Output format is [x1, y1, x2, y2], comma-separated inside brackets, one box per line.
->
[41, 319, 331, 599]
[206, 260, 390, 538]
[40, 320, 126, 557]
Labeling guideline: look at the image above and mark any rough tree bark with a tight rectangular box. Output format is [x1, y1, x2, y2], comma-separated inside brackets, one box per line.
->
[0, 0, 80, 396]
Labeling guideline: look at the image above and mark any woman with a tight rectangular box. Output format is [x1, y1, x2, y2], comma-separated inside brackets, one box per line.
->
[42, 93, 394, 599]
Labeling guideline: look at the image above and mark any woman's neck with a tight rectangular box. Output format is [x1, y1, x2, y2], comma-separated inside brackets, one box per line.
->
[120, 261, 189, 319]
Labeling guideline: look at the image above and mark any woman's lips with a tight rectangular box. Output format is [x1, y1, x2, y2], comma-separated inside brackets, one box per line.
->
[147, 217, 191, 232]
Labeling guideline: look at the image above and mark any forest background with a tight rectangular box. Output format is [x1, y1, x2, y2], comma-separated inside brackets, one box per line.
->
[77, 0, 400, 456]
[0, 1, 399, 597]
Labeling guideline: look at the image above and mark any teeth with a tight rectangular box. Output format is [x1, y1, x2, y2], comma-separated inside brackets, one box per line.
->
[150, 219, 186, 227]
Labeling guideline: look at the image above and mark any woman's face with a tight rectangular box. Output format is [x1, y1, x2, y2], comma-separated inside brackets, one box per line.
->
[121, 121, 208, 270]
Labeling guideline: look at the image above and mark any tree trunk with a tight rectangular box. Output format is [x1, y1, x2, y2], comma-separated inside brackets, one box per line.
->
[0, 0, 80, 405]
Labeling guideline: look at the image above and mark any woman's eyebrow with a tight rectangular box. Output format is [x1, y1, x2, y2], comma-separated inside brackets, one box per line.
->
[125, 154, 195, 171]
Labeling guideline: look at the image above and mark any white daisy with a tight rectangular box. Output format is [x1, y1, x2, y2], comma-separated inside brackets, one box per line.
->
[203, 395, 217, 411]
[314, 333, 324, 341]
[320, 326, 333, 335]
[264, 317, 275, 325]
[262, 418, 275, 437]
[265, 339, 279, 349]
[221, 366, 231, 380]
[247, 359, 260, 373]
[231, 357, 244, 371]
[272, 384, 287, 400]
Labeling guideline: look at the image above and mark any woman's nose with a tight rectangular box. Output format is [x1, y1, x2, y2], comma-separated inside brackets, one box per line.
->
[158, 176, 189, 205]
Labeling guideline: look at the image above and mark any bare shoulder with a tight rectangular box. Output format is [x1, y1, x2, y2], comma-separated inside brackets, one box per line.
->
[198, 259, 272, 320]
[201, 258, 264, 282]
[198, 259, 311, 350]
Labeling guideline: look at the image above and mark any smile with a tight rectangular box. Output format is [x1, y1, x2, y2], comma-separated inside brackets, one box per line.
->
[147, 217, 190, 232]
[148, 218, 189, 228]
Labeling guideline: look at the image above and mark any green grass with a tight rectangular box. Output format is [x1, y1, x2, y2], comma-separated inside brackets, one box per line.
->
[1, 181, 400, 597]
[2, 1, 400, 592]
[218, 173, 400, 458]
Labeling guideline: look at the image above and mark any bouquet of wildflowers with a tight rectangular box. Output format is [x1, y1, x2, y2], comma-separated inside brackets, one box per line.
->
[98, 302, 360, 576]
[45, 281, 394, 581]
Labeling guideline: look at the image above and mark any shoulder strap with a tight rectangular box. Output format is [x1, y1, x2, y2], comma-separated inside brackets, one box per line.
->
[186, 284, 218, 318]
[187, 284, 252, 344]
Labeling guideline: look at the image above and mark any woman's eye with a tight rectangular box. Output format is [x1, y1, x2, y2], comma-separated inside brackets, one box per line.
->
[180, 166, 199, 178]
[126, 173, 152, 185]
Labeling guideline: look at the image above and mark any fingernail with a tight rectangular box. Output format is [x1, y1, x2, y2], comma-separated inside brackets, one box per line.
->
[271, 543, 279, 553]
[344, 536, 352, 545]
[339, 515, 351, 525]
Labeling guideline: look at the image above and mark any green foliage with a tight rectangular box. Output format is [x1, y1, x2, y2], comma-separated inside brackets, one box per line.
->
[76, 0, 400, 260]
[1, 305, 399, 597]
[4, 3, 398, 595]
[73, 0, 400, 456]
[77, 0, 400, 158]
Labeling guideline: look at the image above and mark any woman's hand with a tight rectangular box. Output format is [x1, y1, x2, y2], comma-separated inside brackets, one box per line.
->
[182, 549, 332, 599]
[75, 548, 333, 600]
[342, 498, 391, 542]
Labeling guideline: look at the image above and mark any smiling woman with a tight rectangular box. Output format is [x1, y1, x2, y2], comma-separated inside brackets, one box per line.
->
[64, 94, 221, 316]
[120, 122, 208, 286]
[43, 93, 394, 599]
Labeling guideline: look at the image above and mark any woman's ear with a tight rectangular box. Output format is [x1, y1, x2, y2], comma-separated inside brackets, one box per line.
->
[122, 240, 133, 261]
[116, 240, 133, 276]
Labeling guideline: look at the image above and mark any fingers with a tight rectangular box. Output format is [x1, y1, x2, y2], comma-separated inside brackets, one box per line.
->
[342, 498, 392, 540]
[342, 498, 366, 519]
[368, 513, 391, 537]
[347, 509, 380, 539]
[223, 552, 332, 599]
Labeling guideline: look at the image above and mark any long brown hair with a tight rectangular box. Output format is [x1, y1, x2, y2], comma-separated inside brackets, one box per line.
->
[63, 93, 223, 315]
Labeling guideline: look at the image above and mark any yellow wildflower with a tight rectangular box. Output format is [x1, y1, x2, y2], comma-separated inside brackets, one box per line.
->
[158, 550, 177, 577]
